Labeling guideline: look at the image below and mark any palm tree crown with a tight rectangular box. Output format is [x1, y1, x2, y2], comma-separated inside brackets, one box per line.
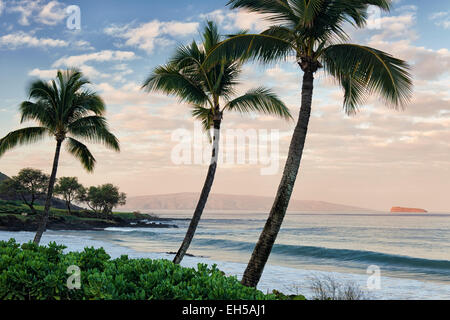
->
[206, 0, 412, 113]
[143, 21, 292, 129]
[0, 69, 120, 170]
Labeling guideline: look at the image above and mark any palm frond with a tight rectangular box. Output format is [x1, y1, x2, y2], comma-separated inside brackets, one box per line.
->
[66, 137, 96, 172]
[170, 42, 205, 71]
[203, 32, 294, 69]
[225, 87, 292, 119]
[322, 43, 412, 113]
[227, 0, 299, 24]
[203, 20, 222, 53]
[20, 101, 56, 129]
[339, 73, 368, 114]
[142, 65, 210, 106]
[0, 127, 50, 157]
[64, 90, 106, 123]
[192, 105, 214, 142]
[306, 0, 391, 44]
[28, 80, 59, 110]
[291, 0, 324, 28]
[210, 60, 241, 100]
[68, 116, 120, 151]
[64, 69, 90, 94]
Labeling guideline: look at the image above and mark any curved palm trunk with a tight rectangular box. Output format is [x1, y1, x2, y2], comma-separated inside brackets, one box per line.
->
[33, 139, 63, 245]
[173, 119, 221, 264]
[241, 71, 314, 287]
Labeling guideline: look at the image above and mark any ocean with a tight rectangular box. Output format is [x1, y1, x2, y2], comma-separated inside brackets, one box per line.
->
[1, 211, 449, 300]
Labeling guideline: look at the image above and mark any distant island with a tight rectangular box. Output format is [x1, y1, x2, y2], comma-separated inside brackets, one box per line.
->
[390, 207, 428, 213]
[120, 193, 377, 212]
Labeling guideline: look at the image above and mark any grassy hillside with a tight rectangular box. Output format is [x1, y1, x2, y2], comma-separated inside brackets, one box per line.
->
[0, 172, 83, 210]
[0, 200, 174, 231]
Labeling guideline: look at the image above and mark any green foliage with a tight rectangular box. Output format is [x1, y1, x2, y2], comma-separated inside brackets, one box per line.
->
[79, 184, 126, 214]
[322, 43, 412, 112]
[0, 239, 276, 300]
[54, 177, 84, 213]
[0, 200, 33, 215]
[0, 168, 49, 213]
[271, 289, 306, 301]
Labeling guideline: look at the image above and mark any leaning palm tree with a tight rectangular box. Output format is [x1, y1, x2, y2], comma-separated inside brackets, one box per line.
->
[0, 69, 120, 244]
[142, 21, 292, 264]
[204, 0, 412, 287]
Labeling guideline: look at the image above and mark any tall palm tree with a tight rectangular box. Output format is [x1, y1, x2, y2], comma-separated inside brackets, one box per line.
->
[142, 21, 292, 264]
[0, 69, 120, 244]
[205, 0, 412, 287]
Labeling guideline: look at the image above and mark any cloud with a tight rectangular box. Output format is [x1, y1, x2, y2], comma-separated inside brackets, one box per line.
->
[0, 1, 4, 16]
[28, 51, 137, 83]
[0, 31, 68, 49]
[6, 0, 67, 26]
[28, 68, 58, 79]
[52, 50, 137, 68]
[200, 9, 270, 32]
[104, 20, 199, 53]
[29, 65, 103, 80]
[73, 40, 95, 51]
[430, 11, 450, 29]
[353, 7, 450, 82]
[96, 82, 177, 107]
[50, 50, 137, 79]
[368, 40, 450, 82]
[368, 12, 417, 43]
[6, 0, 42, 25]
[36, 0, 66, 25]
[111, 106, 189, 132]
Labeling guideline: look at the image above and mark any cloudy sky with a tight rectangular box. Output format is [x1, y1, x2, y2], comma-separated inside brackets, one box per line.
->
[0, 0, 449, 212]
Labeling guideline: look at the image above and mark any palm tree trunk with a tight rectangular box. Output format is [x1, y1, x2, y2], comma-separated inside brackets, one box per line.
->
[241, 71, 314, 287]
[173, 119, 221, 264]
[33, 139, 63, 244]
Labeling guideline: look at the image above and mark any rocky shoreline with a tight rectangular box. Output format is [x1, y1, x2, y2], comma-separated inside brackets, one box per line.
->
[0, 213, 178, 232]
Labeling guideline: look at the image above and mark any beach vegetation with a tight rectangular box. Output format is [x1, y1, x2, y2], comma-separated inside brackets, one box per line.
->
[0, 239, 277, 300]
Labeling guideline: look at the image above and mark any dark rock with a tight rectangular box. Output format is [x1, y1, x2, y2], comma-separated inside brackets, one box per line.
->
[0, 214, 178, 232]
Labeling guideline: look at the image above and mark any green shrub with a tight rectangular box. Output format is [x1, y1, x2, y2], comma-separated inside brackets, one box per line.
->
[0, 200, 32, 215]
[0, 239, 276, 300]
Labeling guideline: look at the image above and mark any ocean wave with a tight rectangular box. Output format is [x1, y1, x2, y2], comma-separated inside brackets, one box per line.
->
[103, 227, 160, 235]
[195, 238, 450, 274]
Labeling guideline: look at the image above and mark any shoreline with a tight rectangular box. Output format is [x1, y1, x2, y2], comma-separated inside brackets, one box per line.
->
[0, 213, 178, 232]
[0, 229, 449, 300]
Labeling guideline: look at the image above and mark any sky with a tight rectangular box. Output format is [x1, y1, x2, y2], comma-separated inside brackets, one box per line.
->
[0, 0, 449, 212]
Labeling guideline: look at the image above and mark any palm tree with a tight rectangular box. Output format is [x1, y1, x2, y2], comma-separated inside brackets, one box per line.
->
[0, 69, 120, 244]
[142, 21, 292, 264]
[205, 0, 412, 287]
